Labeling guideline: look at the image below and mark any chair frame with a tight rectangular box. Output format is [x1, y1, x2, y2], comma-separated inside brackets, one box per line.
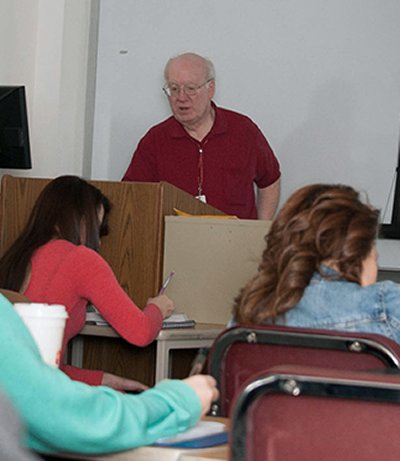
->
[230, 365, 400, 461]
[208, 324, 400, 416]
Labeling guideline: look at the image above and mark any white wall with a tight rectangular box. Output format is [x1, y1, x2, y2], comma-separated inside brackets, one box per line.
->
[90, 0, 400, 268]
[92, 1, 400, 210]
[0, 0, 95, 178]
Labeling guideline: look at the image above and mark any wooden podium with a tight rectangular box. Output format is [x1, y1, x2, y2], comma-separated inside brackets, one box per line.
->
[0, 176, 225, 305]
[0, 176, 225, 384]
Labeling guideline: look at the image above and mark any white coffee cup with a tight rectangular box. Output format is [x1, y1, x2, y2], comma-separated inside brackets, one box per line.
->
[14, 303, 68, 367]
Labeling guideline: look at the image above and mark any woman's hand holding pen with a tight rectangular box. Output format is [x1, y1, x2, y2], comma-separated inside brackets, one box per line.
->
[148, 294, 174, 319]
[149, 270, 175, 318]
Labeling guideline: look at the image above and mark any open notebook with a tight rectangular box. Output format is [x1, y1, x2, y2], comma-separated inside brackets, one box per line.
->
[86, 308, 195, 329]
[154, 420, 228, 448]
[162, 313, 196, 329]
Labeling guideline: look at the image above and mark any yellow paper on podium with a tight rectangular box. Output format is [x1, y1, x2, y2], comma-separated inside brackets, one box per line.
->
[173, 208, 238, 219]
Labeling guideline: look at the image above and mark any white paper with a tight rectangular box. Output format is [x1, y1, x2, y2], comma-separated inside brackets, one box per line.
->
[163, 313, 190, 323]
[155, 421, 226, 444]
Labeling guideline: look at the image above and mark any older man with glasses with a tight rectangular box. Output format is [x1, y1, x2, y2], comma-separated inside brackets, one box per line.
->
[122, 52, 280, 220]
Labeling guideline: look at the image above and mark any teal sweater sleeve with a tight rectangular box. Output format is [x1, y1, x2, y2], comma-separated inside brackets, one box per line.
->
[0, 295, 201, 455]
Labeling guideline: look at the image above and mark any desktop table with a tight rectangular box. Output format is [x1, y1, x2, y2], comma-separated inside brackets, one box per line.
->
[70, 323, 225, 382]
[43, 417, 229, 461]
[52, 442, 228, 461]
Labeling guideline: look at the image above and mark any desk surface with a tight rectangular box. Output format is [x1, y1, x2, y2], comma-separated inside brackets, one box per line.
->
[71, 322, 226, 383]
[81, 323, 225, 340]
[48, 417, 228, 461]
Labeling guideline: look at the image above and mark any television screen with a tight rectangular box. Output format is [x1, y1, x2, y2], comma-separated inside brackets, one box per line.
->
[0, 86, 31, 169]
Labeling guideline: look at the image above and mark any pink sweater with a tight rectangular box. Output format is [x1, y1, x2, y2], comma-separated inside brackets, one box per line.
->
[24, 240, 163, 385]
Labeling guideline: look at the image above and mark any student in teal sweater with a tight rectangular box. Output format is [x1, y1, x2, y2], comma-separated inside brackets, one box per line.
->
[0, 294, 218, 456]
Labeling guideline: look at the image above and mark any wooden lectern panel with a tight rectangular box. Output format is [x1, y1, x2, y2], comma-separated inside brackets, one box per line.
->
[0, 176, 224, 306]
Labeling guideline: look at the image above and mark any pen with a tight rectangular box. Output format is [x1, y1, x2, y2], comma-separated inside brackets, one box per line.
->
[159, 270, 175, 295]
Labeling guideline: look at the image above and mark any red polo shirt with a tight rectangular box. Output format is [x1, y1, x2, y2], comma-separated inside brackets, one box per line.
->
[123, 103, 280, 219]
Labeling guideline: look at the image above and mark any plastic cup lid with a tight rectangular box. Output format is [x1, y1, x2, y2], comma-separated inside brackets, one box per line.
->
[14, 303, 68, 319]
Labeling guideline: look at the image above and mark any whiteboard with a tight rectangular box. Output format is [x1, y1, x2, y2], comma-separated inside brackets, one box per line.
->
[91, 1, 400, 228]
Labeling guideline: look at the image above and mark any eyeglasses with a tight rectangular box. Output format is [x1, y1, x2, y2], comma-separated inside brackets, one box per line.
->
[163, 79, 212, 98]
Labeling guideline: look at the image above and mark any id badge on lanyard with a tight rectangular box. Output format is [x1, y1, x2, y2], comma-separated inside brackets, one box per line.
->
[196, 194, 207, 203]
[197, 147, 206, 203]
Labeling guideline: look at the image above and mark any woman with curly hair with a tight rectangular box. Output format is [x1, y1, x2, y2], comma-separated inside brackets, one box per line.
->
[233, 184, 400, 340]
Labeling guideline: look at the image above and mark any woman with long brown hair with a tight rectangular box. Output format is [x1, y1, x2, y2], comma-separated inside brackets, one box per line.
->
[233, 184, 400, 341]
[0, 175, 174, 390]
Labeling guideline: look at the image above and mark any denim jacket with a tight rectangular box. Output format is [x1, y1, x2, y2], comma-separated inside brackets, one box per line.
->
[281, 269, 400, 343]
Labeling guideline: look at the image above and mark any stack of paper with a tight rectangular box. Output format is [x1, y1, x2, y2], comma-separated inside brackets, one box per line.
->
[85, 310, 108, 325]
[86, 308, 196, 329]
[154, 420, 227, 448]
[162, 313, 196, 329]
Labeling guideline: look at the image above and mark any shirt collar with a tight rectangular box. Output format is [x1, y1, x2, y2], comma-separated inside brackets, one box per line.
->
[169, 101, 228, 139]
[314, 265, 344, 281]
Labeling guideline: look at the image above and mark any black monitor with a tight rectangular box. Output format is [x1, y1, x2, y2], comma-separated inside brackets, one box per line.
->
[0, 86, 32, 169]
[380, 133, 400, 239]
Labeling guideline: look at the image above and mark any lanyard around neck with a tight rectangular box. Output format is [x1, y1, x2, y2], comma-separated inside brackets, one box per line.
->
[198, 147, 204, 197]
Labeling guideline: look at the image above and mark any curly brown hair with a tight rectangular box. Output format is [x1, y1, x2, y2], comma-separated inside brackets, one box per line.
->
[233, 184, 380, 324]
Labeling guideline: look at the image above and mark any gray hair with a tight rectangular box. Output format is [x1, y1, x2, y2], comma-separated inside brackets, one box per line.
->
[164, 52, 216, 83]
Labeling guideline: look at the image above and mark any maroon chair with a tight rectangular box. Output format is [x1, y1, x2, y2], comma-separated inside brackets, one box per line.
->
[207, 323, 400, 416]
[230, 364, 400, 461]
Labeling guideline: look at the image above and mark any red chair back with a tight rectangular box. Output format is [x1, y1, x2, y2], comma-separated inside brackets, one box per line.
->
[208, 323, 400, 416]
[230, 365, 400, 461]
